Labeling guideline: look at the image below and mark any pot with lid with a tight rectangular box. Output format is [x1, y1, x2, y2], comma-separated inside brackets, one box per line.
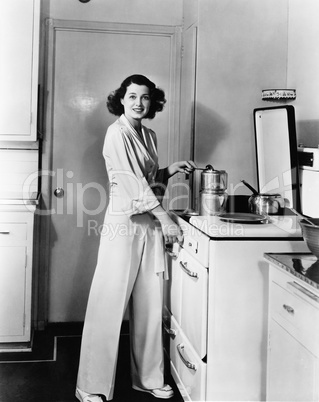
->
[249, 193, 286, 215]
[199, 165, 228, 216]
[241, 180, 287, 215]
[201, 164, 228, 191]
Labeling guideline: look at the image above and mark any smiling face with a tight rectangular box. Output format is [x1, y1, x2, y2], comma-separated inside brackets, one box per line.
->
[120, 83, 151, 127]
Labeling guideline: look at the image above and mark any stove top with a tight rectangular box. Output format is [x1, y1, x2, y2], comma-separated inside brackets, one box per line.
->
[188, 214, 303, 239]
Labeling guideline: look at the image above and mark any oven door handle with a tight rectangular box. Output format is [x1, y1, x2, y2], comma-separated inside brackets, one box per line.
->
[179, 261, 198, 278]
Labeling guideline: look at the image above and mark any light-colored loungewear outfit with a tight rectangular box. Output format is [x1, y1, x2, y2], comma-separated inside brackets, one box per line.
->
[76, 114, 168, 400]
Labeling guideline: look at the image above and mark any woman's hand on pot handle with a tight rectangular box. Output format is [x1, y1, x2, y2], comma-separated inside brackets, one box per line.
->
[167, 160, 197, 178]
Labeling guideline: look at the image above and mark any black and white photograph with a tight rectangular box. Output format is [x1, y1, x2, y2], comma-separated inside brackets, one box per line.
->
[0, 1, 319, 401]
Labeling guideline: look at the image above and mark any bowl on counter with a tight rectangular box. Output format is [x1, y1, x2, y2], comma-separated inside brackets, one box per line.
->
[299, 218, 319, 259]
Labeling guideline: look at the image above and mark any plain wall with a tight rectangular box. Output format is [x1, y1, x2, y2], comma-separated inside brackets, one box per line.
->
[194, 0, 289, 199]
[288, 0, 319, 147]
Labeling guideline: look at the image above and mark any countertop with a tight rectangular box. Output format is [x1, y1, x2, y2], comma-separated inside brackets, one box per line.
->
[0, 192, 39, 212]
[0, 192, 39, 206]
[265, 252, 319, 290]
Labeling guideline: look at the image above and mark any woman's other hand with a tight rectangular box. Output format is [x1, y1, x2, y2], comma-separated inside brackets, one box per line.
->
[167, 160, 197, 177]
[161, 215, 184, 245]
[152, 206, 183, 245]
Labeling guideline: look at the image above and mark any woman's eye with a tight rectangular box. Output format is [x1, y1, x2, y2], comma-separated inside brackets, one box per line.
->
[143, 96, 150, 101]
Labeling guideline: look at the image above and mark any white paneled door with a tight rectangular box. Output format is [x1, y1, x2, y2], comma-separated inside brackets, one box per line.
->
[42, 20, 181, 322]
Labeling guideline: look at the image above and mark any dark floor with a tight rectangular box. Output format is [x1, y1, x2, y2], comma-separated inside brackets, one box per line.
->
[0, 323, 183, 402]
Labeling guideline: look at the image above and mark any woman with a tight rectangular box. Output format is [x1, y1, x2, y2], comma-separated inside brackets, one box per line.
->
[76, 74, 196, 402]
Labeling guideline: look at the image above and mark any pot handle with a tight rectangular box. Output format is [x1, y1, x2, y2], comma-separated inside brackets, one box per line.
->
[241, 179, 259, 195]
[275, 197, 289, 209]
[283, 197, 290, 207]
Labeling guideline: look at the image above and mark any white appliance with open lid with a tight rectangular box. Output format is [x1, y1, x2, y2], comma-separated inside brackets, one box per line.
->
[253, 105, 301, 213]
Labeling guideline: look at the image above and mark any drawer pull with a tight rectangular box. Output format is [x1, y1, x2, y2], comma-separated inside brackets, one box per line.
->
[165, 246, 178, 258]
[0, 231, 10, 235]
[283, 304, 294, 314]
[179, 261, 198, 278]
[163, 322, 177, 339]
[177, 343, 197, 371]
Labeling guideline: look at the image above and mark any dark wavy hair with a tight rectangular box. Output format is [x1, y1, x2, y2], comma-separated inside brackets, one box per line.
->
[106, 74, 166, 119]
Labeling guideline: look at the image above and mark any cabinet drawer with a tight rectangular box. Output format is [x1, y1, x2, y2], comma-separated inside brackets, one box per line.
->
[0, 223, 27, 245]
[270, 280, 319, 355]
[180, 249, 208, 359]
[0, 246, 27, 339]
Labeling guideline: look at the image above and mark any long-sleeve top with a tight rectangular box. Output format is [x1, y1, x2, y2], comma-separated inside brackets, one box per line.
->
[103, 114, 168, 217]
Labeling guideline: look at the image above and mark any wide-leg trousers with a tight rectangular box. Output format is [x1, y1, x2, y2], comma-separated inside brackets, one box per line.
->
[76, 212, 165, 400]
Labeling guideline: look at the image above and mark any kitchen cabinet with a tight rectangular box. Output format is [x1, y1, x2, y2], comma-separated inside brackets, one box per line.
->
[266, 253, 319, 402]
[164, 213, 309, 401]
[0, 0, 40, 141]
[0, 206, 36, 349]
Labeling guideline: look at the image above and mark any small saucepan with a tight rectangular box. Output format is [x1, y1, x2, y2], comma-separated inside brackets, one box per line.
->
[241, 180, 286, 215]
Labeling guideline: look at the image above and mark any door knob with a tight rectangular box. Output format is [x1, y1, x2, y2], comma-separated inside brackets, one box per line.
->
[54, 187, 64, 198]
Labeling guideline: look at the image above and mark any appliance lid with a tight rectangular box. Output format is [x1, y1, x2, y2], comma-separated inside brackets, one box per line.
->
[253, 105, 300, 211]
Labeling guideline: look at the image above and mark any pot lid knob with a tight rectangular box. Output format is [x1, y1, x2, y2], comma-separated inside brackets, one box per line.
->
[205, 164, 215, 171]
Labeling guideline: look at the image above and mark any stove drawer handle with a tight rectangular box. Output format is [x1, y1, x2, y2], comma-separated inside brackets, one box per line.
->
[0, 231, 10, 235]
[177, 343, 197, 371]
[179, 261, 198, 278]
[283, 304, 294, 314]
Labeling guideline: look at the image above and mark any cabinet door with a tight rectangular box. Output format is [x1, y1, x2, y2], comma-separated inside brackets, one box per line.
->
[43, 20, 181, 322]
[267, 319, 319, 402]
[0, 0, 40, 140]
[0, 246, 28, 342]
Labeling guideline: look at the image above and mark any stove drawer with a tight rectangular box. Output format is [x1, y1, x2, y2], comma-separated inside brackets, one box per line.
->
[169, 315, 206, 402]
[179, 249, 208, 359]
[176, 216, 209, 267]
